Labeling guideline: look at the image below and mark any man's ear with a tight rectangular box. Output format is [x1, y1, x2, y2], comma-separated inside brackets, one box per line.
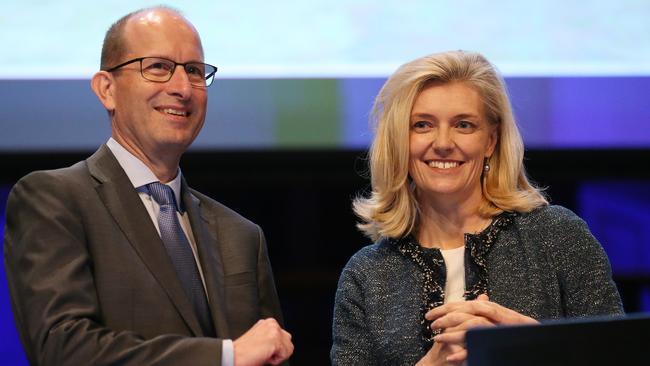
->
[91, 71, 116, 112]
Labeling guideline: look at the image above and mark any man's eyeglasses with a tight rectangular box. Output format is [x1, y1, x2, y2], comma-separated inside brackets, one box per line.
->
[104, 57, 218, 88]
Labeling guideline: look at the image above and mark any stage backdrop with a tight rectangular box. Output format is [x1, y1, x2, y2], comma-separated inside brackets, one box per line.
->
[2, 1, 649, 364]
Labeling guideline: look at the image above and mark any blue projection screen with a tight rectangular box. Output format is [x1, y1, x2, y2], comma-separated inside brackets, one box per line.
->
[3, 0, 650, 78]
[1, 0, 649, 150]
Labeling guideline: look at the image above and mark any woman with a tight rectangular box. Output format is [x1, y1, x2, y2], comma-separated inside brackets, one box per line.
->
[331, 50, 623, 365]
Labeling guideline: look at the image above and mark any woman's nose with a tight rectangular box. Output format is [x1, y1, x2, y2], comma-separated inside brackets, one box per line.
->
[432, 127, 454, 154]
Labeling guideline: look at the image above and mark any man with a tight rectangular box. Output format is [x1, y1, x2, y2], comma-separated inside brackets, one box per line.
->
[3, 7, 293, 366]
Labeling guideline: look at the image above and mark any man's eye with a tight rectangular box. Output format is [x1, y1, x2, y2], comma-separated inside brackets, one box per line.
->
[149, 62, 172, 70]
[186, 65, 204, 76]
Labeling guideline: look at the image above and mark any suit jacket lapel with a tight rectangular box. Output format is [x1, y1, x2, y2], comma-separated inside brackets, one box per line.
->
[86, 145, 204, 336]
[181, 179, 230, 338]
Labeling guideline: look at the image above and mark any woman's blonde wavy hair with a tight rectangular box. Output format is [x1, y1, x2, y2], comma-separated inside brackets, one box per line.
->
[354, 50, 548, 241]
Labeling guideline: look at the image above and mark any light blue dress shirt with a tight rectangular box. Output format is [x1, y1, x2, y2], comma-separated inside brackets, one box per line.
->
[106, 138, 234, 365]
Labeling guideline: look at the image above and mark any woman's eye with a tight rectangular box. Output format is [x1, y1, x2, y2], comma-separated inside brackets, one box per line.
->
[457, 120, 477, 132]
[412, 121, 431, 131]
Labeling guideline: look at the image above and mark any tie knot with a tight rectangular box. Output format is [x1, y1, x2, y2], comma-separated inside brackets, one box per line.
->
[145, 182, 179, 211]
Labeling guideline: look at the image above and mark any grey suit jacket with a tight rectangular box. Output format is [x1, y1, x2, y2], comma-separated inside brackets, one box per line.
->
[4, 145, 285, 365]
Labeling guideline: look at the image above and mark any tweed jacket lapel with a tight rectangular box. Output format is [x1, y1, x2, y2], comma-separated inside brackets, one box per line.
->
[181, 178, 230, 338]
[86, 145, 204, 336]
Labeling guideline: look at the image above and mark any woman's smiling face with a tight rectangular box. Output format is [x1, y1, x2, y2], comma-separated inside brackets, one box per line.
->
[408, 81, 497, 204]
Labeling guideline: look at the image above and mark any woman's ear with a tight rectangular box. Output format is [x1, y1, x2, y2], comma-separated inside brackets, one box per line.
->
[90, 71, 116, 113]
[486, 126, 498, 157]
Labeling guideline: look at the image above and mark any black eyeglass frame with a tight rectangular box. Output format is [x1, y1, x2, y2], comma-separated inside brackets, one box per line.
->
[103, 57, 218, 87]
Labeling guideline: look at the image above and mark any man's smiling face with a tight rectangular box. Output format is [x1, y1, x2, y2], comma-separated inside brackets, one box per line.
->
[108, 9, 207, 160]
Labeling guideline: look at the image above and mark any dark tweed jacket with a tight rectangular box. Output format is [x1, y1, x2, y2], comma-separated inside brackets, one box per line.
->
[331, 205, 624, 365]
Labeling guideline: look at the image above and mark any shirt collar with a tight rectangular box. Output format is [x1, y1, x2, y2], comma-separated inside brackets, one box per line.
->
[106, 138, 183, 210]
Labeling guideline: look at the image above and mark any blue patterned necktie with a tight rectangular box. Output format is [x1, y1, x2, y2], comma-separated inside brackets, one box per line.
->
[143, 182, 215, 336]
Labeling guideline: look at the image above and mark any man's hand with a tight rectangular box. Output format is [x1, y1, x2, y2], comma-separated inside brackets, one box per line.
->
[233, 318, 294, 366]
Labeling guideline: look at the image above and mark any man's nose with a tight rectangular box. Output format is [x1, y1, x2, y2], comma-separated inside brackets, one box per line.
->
[166, 65, 193, 99]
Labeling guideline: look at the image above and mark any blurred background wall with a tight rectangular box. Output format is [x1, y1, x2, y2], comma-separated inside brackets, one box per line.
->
[2, 1, 649, 364]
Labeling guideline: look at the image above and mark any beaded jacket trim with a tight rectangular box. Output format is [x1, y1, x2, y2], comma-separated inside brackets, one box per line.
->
[391, 211, 516, 346]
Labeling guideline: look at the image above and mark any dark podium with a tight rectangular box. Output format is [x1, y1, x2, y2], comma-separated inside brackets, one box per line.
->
[466, 313, 650, 366]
